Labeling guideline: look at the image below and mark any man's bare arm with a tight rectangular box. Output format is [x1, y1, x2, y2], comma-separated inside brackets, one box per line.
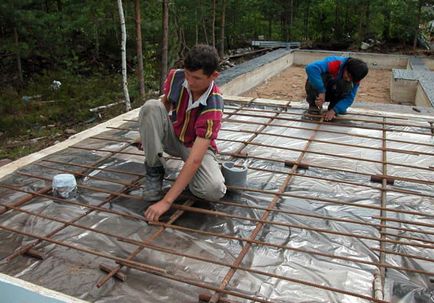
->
[144, 136, 210, 221]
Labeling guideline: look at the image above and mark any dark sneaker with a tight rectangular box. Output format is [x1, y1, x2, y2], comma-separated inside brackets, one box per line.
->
[143, 164, 164, 202]
[308, 104, 321, 114]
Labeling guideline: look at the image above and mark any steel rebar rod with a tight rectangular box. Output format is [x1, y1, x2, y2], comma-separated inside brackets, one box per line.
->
[208, 117, 325, 303]
[42, 159, 143, 177]
[372, 247, 434, 263]
[121, 110, 434, 149]
[5, 173, 433, 249]
[69, 144, 434, 198]
[88, 135, 434, 188]
[227, 105, 434, 131]
[383, 231, 434, 246]
[0, 224, 281, 303]
[0, 179, 144, 263]
[104, 123, 434, 173]
[22, 161, 434, 240]
[218, 126, 432, 157]
[43, 155, 434, 209]
[224, 102, 416, 121]
[0, 202, 395, 302]
[8, 206, 390, 296]
[3, 184, 434, 273]
[118, 114, 432, 152]
[223, 103, 432, 126]
[377, 117, 388, 299]
[147, 221, 434, 276]
[0, 185, 51, 216]
[216, 137, 433, 173]
[29, 160, 434, 242]
[127, 107, 433, 135]
[95, 200, 194, 288]
[95, 132, 434, 183]
[168, 204, 434, 250]
[120, 227, 434, 277]
[221, 117, 434, 148]
[15, 168, 434, 220]
[221, 108, 434, 136]
[373, 216, 434, 230]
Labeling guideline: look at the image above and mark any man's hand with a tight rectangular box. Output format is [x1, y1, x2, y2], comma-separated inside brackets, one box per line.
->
[144, 199, 172, 222]
[315, 93, 325, 108]
[131, 136, 143, 150]
[143, 137, 211, 222]
[323, 109, 336, 121]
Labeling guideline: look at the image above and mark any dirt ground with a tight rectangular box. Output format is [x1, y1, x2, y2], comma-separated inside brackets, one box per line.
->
[242, 65, 392, 103]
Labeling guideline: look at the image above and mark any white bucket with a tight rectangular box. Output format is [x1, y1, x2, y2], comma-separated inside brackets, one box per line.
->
[52, 174, 77, 199]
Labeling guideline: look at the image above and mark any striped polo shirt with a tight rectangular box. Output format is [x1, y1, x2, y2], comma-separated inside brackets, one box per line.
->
[163, 69, 224, 151]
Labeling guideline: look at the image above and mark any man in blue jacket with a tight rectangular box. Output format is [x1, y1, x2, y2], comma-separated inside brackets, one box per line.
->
[305, 56, 369, 121]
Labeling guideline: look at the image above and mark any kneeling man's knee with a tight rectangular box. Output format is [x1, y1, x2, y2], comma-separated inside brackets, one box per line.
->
[190, 181, 226, 201]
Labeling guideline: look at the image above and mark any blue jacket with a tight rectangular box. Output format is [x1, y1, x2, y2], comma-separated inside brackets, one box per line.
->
[305, 56, 359, 114]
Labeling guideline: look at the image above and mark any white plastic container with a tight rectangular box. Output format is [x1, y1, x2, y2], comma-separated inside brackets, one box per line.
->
[52, 174, 77, 199]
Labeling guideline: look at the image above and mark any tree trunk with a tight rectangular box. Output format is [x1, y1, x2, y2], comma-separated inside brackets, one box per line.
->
[357, 2, 365, 46]
[413, 0, 422, 49]
[202, 19, 209, 44]
[268, 19, 272, 40]
[212, 0, 216, 48]
[117, 0, 131, 111]
[195, 7, 199, 44]
[56, 0, 62, 11]
[334, 0, 339, 40]
[134, 0, 145, 99]
[304, 0, 311, 40]
[289, 0, 294, 40]
[344, 1, 349, 35]
[14, 27, 23, 86]
[94, 24, 100, 60]
[219, 0, 226, 58]
[365, 0, 371, 41]
[161, 0, 169, 93]
[357, 0, 370, 45]
[382, 0, 391, 41]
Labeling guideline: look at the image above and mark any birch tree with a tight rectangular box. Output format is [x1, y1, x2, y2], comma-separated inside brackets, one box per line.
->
[117, 0, 131, 111]
[135, 0, 145, 99]
[161, 0, 169, 93]
[219, 0, 226, 58]
[212, 0, 216, 48]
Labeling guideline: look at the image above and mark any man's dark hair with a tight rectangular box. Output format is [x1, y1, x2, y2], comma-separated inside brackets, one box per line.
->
[346, 58, 369, 83]
[183, 44, 219, 76]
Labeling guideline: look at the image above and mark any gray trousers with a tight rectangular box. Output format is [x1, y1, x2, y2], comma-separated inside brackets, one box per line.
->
[138, 99, 226, 201]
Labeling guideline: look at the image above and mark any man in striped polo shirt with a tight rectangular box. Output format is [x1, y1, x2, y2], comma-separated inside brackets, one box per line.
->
[138, 45, 226, 222]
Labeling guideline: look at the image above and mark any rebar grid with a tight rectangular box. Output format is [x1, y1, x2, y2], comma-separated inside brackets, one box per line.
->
[68, 142, 434, 201]
[0, 102, 433, 303]
[32, 159, 434, 237]
[4, 175, 434, 253]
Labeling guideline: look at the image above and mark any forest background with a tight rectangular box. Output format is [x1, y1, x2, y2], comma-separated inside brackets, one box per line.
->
[1, 0, 433, 161]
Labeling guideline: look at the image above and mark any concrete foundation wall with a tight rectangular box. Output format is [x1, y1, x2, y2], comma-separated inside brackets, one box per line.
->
[0, 273, 88, 303]
[390, 78, 418, 104]
[423, 58, 434, 71]
[415, 84, 432, 107]
[220, 52, 294, 96]
[293, 50, 408, 69]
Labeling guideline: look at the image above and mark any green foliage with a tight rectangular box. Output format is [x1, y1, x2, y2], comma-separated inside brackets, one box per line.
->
[1, 0, 432, 84]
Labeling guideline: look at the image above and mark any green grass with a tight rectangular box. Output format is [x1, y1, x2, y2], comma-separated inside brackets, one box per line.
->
[0, 69, 159, 160]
